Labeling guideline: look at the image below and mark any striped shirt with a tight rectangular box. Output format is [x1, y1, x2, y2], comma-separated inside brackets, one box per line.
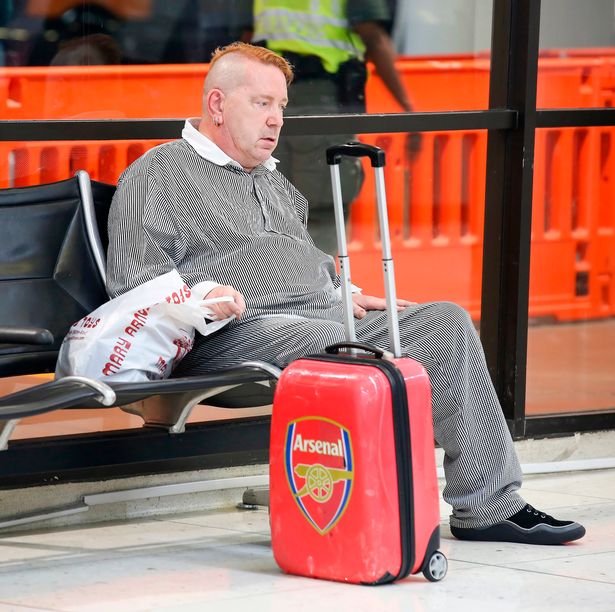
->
[106, 118, 345, 323]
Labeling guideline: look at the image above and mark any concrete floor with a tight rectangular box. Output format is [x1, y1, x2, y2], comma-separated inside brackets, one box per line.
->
[0, 467, 613, 611]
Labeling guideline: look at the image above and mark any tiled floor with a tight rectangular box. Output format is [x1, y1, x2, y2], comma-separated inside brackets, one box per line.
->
[0, 468, 614, 611]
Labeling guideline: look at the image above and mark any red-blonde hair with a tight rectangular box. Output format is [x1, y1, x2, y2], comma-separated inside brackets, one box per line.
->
[209, 42, 294, 86]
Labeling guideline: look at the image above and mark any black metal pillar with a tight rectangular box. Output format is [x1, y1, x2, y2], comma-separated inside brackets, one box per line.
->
[480, 0, 541, 437]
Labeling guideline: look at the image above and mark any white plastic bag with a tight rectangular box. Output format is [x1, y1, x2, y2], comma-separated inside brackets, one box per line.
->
[55, 270, 233, 383]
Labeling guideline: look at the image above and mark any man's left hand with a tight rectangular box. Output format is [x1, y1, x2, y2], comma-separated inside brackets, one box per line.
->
[352, 293, 416, 319]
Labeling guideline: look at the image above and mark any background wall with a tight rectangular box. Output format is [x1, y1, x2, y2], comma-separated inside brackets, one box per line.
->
[392, 0, 615, 55]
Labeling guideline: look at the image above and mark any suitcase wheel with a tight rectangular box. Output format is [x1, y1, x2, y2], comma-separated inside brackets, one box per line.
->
[422, 550, 448, 582]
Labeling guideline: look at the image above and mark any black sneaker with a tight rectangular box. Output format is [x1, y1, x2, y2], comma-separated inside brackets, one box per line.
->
[450, 504, 586, 545]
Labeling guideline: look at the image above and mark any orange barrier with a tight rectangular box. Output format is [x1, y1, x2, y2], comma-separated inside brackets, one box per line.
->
[0, 54, 613, 322]
[0, 140, 165, 188]
[0, 64, 205, 120]
[356, 53, 615, 322]
[530, 127, 615, 320]
[349, 124, 615, 322]
[349, 131, 486, 319]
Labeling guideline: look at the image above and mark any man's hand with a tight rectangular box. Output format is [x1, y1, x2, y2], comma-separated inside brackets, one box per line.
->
[204, 285, 246, 320]
[352, 293, 416, 319]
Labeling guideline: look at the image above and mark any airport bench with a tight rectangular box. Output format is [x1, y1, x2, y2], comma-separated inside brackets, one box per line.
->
[0, 172, 278, 453]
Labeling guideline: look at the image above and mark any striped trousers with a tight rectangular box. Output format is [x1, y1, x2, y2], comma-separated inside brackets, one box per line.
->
[175, 301, 526, 528]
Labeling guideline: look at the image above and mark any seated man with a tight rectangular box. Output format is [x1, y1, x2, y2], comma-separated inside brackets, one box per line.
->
[106, 42, 585, 545]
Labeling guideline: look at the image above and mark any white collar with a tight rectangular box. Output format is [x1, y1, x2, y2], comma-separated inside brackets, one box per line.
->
[182, 118, 278, 172]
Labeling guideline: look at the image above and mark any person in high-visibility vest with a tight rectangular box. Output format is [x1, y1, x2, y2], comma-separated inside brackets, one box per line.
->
[247, 0, 417, 255]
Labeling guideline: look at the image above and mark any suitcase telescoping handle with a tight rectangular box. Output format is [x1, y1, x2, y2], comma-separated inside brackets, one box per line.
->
[326, 141, 402, 358]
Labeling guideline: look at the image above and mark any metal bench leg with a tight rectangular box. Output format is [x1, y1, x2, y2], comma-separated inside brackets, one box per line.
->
[240, 487, 270, 508]
[119, 385, 240, 433]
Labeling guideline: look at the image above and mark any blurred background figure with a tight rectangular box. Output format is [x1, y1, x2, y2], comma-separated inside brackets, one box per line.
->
[2, 0, 131, 66]
[164, 0, 252, 62]
[44, 33, 122, 122]
[247, 0, 416, 255]
[49, 32, 122, 66]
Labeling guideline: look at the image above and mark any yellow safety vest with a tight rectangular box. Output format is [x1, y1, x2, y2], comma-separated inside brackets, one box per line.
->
[253, 0, 365, 74]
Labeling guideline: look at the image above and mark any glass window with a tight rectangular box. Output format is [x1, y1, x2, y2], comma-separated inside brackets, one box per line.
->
[350, 129, 487, 320]
[390, 0, 492, 113]
[1, 138, 170, 189]
[527, 0, 615, 418]
[0, 1, 493, 121]
[0, 1, 496, 192]
[0, 0, 253, 67]
[537, 0, 615, 109]
[526, 127, 615, 416]
[0, 1, 493, 437]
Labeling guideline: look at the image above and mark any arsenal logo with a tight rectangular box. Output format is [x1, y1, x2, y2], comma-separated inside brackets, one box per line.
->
[285, 416, 354, 535]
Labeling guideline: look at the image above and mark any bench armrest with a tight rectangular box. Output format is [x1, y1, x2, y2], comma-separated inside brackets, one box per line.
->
[0, 326, 54, 345]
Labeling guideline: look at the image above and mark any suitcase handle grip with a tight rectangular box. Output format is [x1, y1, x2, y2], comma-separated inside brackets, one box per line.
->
[325, 342, 386, 358]
[326, 141, 385, 168]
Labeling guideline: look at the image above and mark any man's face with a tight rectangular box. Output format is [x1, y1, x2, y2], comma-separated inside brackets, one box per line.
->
[220, 61, 288, 171]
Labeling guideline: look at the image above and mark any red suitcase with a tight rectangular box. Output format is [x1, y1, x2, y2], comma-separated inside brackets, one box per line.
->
[269, 143, 447, 584]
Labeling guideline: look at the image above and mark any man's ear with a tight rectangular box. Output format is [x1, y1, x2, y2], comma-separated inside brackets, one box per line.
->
[206, 88, 225, 119]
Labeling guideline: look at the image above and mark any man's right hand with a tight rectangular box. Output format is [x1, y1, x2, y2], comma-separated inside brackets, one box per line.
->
[204, 285, 246, 320]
